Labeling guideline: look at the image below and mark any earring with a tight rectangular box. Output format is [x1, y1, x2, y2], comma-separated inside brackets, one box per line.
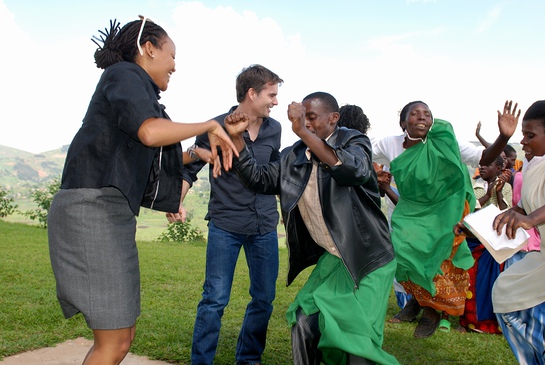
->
[151, 54, 155, 58]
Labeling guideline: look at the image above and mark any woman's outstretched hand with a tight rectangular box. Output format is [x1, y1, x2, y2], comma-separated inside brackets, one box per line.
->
[497, 100, 520, 139]
[207, 120, 239, 171]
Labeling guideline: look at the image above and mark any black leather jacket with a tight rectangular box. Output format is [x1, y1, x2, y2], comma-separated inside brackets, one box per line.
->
[233, 127, 396, 288]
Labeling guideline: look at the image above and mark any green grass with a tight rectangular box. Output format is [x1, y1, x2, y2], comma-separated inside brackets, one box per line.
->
[4, 192, 286, 243]
[0, 221, 90, 354]
[0, 219, 517, 364]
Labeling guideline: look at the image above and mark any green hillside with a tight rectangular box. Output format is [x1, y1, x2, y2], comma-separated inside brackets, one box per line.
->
[0, 145, 68, 196]
[0, 141, 524, 194]
[0, 144, 217, 240]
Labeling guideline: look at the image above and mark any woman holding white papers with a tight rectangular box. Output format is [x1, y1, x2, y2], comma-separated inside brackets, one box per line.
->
[492, 100, 545, 365]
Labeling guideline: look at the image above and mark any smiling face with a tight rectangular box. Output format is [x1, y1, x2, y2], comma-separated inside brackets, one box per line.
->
[145, 36, 176, 91]
[401, 103, 433, 139]
[250, 82, 279, 118]
[504, 150, 517, 169]
[520, 119, 545, 161]
[302, 98, 339, 139]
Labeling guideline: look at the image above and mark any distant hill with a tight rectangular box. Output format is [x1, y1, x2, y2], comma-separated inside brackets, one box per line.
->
[0, 145, 69, 195]
[0, 144, 211, 198]
[1, 141, 523, 197]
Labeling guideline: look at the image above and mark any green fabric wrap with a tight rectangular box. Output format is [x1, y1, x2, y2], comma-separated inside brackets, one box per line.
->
[390, 119, 476, 296]
[286, 254, 399, 365]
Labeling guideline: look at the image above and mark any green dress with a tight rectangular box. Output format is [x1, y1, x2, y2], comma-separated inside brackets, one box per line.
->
[390, 119, 475, 299]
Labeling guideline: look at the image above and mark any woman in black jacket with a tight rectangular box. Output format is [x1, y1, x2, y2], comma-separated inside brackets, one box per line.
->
[48, 17, 236, 365]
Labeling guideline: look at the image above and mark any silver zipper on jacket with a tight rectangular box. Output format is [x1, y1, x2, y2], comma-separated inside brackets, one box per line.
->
[285, 210, 292, 287]
[149, 146, 163, 209]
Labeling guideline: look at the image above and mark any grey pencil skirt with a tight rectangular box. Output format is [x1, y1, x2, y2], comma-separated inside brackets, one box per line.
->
[48, 187, 140, 330]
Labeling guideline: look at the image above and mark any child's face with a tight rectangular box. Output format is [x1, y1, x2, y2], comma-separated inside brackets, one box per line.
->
[500, 152, 507, 169]
[521, 119, 545, 161]
[479, 162, 500, 181]
[505, 151, 517, 169]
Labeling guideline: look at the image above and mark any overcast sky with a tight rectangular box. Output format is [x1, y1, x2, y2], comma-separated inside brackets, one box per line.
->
[1, 0, 544, 153]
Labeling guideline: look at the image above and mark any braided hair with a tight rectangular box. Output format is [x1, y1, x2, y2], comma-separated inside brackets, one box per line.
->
[92, 17, 168, 69]
[338, 104, 371, 135]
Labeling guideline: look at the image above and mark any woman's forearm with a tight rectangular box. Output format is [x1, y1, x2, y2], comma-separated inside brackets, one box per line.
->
[138, 118, 219, 147]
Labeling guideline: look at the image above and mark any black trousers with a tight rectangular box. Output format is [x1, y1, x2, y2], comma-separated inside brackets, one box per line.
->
[291, 309, 376, 365]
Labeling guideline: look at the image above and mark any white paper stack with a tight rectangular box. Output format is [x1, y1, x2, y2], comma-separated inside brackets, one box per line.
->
[463, 204, 530, 264]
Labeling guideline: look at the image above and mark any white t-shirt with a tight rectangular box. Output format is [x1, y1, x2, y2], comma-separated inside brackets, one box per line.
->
[371, 134, 484, 169]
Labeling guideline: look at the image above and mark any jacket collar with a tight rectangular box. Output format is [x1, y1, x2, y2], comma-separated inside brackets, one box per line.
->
[292, 127, 340, 166]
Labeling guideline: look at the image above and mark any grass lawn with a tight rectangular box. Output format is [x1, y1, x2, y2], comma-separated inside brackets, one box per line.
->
[4, 192, 286, 243]
[0, 219, 517, 364]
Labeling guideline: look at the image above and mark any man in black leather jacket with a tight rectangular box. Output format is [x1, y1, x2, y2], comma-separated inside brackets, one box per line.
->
[225, 92, 399, 365]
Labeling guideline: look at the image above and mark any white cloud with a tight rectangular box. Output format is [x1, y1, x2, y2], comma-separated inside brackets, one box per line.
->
[476, 5, 503, 33]
[162, 2, 309, 148]
[0, 1, 541, 153]
[366, 32, 421, 53]
[0, 1, 306, 153]
[0, 0, 101, 153]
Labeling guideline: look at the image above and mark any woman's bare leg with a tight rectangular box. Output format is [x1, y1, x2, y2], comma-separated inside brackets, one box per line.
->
[83, 325, 136, 365]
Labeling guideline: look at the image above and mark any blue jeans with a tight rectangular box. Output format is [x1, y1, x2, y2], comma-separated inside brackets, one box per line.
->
[497, 302, 545, 365]
[191, 221, 279, 365]
[504, 250, 531, 270]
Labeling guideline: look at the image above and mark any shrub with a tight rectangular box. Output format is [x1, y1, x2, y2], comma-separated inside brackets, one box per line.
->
[23, 177, 61, 228]
[158, 219, 205, 243]
[0, 186, 18, 218]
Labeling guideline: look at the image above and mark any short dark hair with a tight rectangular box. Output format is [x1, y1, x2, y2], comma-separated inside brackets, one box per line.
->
[92, 18, 169, 69]
[523, 100, 545, 130]
[303, 92, 339, 113]
[236, 64, 283, 103]
[503, 144, 516, 156]
[399, 101, 431, 123]
[338, 104, 371, 135]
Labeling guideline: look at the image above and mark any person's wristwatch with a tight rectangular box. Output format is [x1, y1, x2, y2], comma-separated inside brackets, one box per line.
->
[187, 144, 200, 161]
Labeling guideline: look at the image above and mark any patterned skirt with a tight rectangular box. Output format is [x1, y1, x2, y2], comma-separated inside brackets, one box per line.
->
[401, 231, 471, 316]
